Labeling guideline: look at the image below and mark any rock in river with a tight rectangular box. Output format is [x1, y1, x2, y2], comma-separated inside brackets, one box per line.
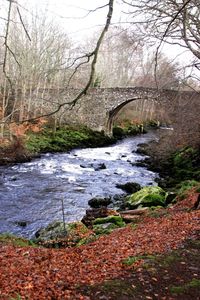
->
[88, 197, 112, 208]
[82, 207, 118, 228]
[125, 186, 166, 209]
[116, 182, 141, 194]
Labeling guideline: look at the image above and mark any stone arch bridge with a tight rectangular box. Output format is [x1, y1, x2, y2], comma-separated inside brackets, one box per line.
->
[57, 87, 199, 135]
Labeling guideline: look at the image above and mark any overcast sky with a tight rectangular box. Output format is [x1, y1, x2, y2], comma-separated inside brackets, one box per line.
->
[19, 0, 126, 41]
[0, 0, 194, 68]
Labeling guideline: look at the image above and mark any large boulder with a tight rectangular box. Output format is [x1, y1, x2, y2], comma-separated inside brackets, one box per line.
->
[88, 197, 112, 208]
[93, 223, 119, 235]
[116, 182, 141, 194]
[92, 215, 125, 235]
[93, 163, 106, 171]
[125, 186, 166, 209]
[35, 221, 67, 241]
[82, 207, 118, 228]
[93, 215, 125, 227]
[35, 221, 90, 244]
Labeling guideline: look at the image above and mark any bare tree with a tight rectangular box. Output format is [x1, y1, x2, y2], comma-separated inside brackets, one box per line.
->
[120, 0, 200, 91]
[122, 0, 200, 61]
[0, 0, 115, 128]
[95, 26, 143, 87]
[135, 53, 182, 89]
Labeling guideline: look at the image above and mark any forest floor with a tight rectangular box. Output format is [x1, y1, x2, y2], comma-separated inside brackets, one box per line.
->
[0, 190, 200, 299]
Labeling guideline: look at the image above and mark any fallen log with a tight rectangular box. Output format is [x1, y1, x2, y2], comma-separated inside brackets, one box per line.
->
[120, 208, 148, 216]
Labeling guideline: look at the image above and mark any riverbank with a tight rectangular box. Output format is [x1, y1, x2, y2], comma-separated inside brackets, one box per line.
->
[0, 123, 144, 166]
[0, 126, 200, 299]
[0, 189, 199, 299]
[0, 125, 116, 166]
[136, 129, 200, 191]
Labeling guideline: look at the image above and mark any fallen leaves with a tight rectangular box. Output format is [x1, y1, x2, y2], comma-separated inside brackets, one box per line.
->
[0, 193, 200, 299]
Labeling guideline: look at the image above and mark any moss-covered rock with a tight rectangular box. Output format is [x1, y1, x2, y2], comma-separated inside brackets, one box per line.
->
[93, 215, 125, 227]
[112, 122, 143, 139]
[35, 221, 67, 241]
[82, 207, 119, 228]
[34, 221, 90, 244]
[92, 216, 125, 235]
[93, 223, 119, 235]
[125, 186, 166, 209]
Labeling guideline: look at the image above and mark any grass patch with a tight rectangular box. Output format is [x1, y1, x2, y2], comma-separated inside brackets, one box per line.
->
[76, 235, 98, 246]
[122, 254, 156, 266]
[97, 279, 138, 296]
[170, 279, 200, 295]
[176, 180, 199, 194]
[26, 125, 115, 154]
[160, 253, 181, 267]
[148, 208, 169, 218]
[0, 233, 37, 247]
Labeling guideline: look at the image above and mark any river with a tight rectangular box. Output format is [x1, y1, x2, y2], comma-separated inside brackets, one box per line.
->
[0, 131, 158, 238]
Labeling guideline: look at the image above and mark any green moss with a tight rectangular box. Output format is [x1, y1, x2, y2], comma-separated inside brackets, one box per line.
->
[92, 216, 125, 234]
[130, 223, 138, 230]
[123, 254, 156, 266]
[161, 253, 181, 267]
[171, 147, 200, 182]
[93, 223, 118, 235]
[175, 180, 199, 200]
[67, 222, 89, 235]
[0, 233, 37, 247]
[170, 279, 200, 295]
[76, 235, 97, 246]
[93, 215, 125, 227]
[122, 256, 142, 266]
[26, 125, 115, 154]
[170, 286, 185, 294]
[126, 186, 166, 209]
[113, 122, 142, 139]
[173, 147, 197, 169]
[99, 279, 137, 296]
[188, 239, 200, 249]
[35, 221, 91, 244]
[187, 278, 200, 288]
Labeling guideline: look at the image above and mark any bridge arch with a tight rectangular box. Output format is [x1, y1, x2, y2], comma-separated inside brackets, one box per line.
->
[105, 96, 159, 136]
[60, 87, 197, 136]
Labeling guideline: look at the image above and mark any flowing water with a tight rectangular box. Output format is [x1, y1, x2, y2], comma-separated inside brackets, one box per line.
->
[0, 131, 158, 238]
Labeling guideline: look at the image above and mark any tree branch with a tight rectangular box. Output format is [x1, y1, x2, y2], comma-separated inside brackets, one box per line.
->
[17, 7, 31, 42]
[154, 0, 192, 89]
[1, 0, 115, 124]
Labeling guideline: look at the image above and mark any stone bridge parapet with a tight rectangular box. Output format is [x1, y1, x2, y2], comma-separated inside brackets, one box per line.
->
[55, 87, 198, 135]
[30, 86, 199, 136]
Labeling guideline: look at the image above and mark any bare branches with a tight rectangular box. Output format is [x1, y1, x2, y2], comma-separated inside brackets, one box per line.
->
[59, 0, 114, 108]
[123, 0, 200, 60]
[154, 0, 193, 88]
[16, 7, 31, 42]
[123, 0, 199, 90]
[67, 52, 94, 86]
[3, 0, 13, 88]
[0, 0, 115, 125]
[45, 3, 109, 20]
